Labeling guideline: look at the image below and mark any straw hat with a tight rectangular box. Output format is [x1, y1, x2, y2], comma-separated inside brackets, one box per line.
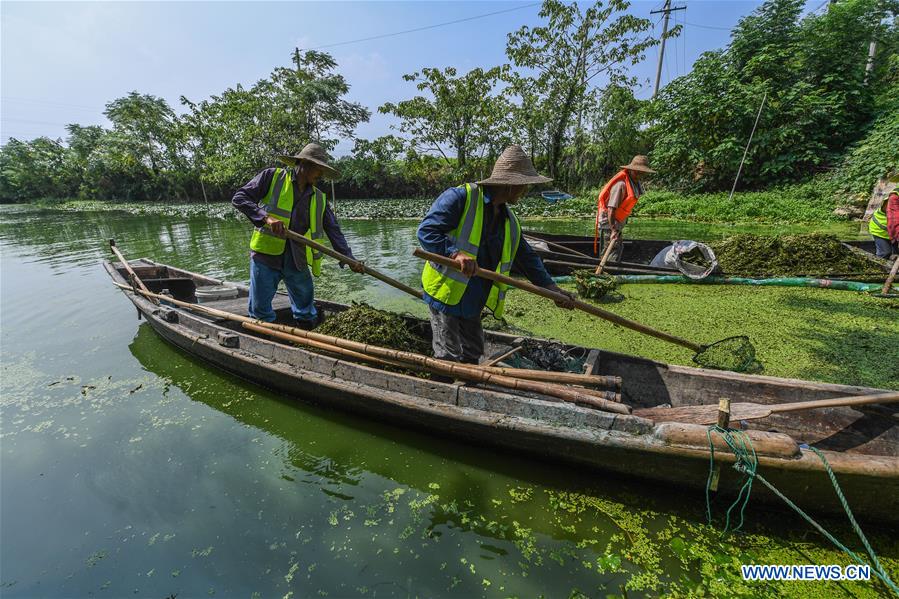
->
[278, 143, 340, 179]
[620, 155, 656, 174]
[477, 145, 552, 186]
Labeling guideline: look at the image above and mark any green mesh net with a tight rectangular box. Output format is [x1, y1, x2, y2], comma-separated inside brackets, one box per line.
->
[692, 335, 761, 373]
[504, 339, 587, 373]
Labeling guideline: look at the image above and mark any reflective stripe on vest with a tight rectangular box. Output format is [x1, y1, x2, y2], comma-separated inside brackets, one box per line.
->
[249, 168, 327, 276]
[869, 207, 889, 239]
[421, 183, 521, 315]
[485, 210, 521, 319]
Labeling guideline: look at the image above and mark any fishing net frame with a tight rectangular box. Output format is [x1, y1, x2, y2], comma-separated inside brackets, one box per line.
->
[692, 335, 761, 373]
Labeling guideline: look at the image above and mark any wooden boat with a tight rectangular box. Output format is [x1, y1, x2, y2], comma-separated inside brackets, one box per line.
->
[105, 258, 899, 523]
[523, 230, 887, 278]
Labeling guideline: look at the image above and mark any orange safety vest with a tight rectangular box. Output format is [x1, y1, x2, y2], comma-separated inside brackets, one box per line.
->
[593, 170, 640, 253]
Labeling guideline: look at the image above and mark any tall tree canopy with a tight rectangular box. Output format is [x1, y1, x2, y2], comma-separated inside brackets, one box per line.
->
[649, 0, 899, 191]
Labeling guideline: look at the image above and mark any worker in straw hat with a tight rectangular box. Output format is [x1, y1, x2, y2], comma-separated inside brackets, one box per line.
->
[594, 155, 656, 261]
[232, 142, 363, 328]
[418, 145, 576, 366]
[869, 171, 899, 259]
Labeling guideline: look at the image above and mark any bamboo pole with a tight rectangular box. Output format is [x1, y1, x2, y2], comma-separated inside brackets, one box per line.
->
[882, 257, 899, 295]
[110, 283, 628, 413]
[272, 226, 422, 299]
[483, 346, 523, 367]
[414, 249, 704, 352]
[524, 235, 594, 259]
[594, 238, 618, 275]
[109, 239, 158, 305]
[241, 322, 625, 411]
[480, 365, 621, 390]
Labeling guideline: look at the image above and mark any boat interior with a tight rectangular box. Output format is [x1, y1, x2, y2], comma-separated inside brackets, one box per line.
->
[111, 260, 898, 459]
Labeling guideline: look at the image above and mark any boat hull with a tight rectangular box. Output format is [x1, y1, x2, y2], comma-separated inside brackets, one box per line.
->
[106, 259, 899, 524]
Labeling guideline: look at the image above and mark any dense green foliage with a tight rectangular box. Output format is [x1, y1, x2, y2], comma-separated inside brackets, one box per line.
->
[650, 0, 898, 192]
[1, 0, 895, 206]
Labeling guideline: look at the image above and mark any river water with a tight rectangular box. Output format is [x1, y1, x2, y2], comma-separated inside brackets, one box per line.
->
[1, 205, 894, 598]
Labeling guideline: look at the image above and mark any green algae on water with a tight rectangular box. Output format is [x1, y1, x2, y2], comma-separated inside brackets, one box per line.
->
[711, 233, 883, 277]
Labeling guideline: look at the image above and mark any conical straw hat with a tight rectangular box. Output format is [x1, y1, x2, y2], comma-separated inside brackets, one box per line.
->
[619, 155, 656, 174]
[277, 143, 340, 179]
[477, 145, 552, 186]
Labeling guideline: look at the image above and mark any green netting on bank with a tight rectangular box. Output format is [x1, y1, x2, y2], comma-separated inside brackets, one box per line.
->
[552, 274, 885, 293]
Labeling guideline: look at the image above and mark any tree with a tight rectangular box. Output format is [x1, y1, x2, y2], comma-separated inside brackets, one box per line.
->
[181, 50, 370, 195]
[379, 65, 512, 177]
[505, 0, 659, 182]
[649, 0, 898, 190]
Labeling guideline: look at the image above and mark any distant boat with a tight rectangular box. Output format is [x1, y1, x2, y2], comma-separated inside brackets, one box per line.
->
[541, 190, 573, 203]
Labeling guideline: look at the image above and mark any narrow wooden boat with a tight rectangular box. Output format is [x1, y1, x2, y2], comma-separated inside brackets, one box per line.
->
[105, 258, 899, 523]
[540, 190, 574, 203]
[523, 230, 887, 278]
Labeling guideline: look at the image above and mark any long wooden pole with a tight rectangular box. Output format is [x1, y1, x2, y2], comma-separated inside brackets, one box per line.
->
[111, 282, 627, 412]
[594, 238, 618, 275]
[273, 227, 422, 299]
[109, 239, 157, 305]
[413, 248, 703, 353]
[242, 322, 625, 411]
[524, 235, 594, 259]
[882, 257, 899, 295]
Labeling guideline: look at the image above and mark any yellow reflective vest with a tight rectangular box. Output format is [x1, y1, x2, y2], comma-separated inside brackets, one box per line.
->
[421, 183, 522, 319]
[249, 168, 327, 276]
[869, 206, 889, 240]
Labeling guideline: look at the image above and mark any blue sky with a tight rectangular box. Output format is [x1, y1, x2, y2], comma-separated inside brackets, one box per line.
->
[1, 1, 817, 155]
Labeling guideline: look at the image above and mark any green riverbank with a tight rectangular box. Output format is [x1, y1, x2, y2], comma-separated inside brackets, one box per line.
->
[32, 198, 870, 240]
[33, 180, 848, 224]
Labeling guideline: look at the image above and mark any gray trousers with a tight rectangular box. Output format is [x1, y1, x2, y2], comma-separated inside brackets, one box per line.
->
[598, 225, 624, 262]
[429, 306, 484, 364]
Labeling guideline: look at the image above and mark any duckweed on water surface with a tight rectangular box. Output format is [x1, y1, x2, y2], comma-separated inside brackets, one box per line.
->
[503, 283, 899, 389]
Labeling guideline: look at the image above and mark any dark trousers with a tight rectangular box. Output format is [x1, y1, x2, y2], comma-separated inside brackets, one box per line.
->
[598, 226, 623, 262]
[872, 236, 898, 258]
[428, 306, 484, 364]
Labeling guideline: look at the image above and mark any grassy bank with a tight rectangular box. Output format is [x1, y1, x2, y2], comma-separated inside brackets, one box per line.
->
[36, 181, 847, 224]
[498, 283, 899, 389]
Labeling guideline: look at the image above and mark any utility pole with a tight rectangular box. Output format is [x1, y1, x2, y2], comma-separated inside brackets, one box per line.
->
[865, 39, 877, 82]
[651, 0, 687, 99]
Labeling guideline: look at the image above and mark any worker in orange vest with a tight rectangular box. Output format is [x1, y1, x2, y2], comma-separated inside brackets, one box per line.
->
[594, 155, 656, 260]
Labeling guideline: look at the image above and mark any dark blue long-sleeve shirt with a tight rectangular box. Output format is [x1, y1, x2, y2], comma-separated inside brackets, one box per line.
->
[418, 186, 555, 318]
[232, 167, 354, 271]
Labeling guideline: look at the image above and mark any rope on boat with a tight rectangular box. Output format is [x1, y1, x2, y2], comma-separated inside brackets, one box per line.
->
[705, 426, 899, 594]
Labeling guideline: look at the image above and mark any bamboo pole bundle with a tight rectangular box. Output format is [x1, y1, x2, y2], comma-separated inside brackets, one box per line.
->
[111, 282, 628, 414]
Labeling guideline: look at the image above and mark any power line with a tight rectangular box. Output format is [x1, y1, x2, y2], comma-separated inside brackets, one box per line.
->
[682, 20, 732, 31]
[1, 96, 105, 113]
[1, 117, 82, 126]
[299, 2, 541, 51]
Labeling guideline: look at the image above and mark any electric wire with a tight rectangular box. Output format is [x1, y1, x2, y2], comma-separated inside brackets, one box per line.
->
[299, 2, 542, 51]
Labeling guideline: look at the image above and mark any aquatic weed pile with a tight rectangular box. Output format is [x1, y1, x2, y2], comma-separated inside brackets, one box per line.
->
[317, 302, 432, 355]
[711, 233, 882, 277]
[573, 270, 619, 299]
